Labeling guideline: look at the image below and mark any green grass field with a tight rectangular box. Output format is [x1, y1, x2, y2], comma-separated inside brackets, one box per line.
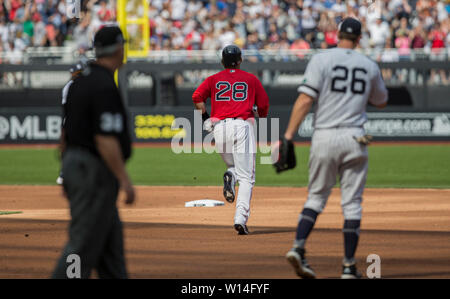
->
[0, 145, 449, 188]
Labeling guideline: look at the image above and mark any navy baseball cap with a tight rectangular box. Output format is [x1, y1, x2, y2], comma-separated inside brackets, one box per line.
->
[339, 18, 362, 36]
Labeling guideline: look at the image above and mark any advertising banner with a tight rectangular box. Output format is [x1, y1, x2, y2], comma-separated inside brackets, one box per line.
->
[299, 113, 450, 138]
[1, 109, 449, 144]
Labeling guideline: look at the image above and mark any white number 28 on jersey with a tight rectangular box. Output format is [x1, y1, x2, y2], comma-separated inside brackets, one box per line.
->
[215, 81, 248, 102]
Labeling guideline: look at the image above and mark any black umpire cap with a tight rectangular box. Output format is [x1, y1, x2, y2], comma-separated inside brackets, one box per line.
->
[338, 17, 362, 36]
[93, 25, 126, 58]
[222, 45, 242, 68]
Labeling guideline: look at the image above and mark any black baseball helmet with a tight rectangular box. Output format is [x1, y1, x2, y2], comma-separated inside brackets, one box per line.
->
[222, 45, 242, 68]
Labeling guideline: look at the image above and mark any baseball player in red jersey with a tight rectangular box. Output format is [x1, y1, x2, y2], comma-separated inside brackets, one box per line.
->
[192, 45, 269, 235]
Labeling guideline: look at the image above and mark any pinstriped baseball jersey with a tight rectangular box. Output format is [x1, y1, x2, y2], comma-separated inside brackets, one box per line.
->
[298, 48, 388, 129]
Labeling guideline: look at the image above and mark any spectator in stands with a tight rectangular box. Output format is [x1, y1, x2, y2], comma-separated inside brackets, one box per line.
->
[218, 24, 236, 49]
[202, 26, 219, 50]
[369, 17, 391, 49]
[8, 0, 20, 22]
[301, 5, 317, 38]
[0, 14, 8, 44]
[73, 11, 93, 54]
[323, 23, 338, 48]
[0, 0, 9, 21]
[184, 21, 203, 50]
[428, 21, 448, 85]
[429, 22, 446, 53]
[22, 8, 33, 46]
[97, 0, 114, 22]
[395, 30, 411, 60]
[245, 31, 263, 62]
[446, 20, 450, 49]
[290, 37, 310, 59]
[411, 24, 427, 49]
[331, 0, 346, 14]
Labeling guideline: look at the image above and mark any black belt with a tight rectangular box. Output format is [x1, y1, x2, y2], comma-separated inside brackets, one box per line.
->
[219, 118, 239, 122]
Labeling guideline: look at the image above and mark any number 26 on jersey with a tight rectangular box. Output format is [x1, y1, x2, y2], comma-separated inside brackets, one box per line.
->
[331, 66, 367, 94]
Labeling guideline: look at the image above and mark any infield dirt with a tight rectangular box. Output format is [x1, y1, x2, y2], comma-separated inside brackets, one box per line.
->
[1, 185, 449, 278]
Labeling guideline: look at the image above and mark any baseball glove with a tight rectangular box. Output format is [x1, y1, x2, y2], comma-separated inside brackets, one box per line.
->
[273, 138, 296, 173]
[353, 135, 373, 146]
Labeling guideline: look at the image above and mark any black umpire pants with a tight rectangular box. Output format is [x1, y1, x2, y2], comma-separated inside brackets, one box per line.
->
[52, 148, 127, 279]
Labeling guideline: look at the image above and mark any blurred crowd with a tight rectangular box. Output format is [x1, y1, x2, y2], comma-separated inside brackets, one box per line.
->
[0, 0, 449, 63]
[149, 0, 449, 55]
[0, 0, 116, 63]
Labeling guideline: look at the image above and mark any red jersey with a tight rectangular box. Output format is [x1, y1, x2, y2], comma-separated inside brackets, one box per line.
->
[192, 69, 269, 120]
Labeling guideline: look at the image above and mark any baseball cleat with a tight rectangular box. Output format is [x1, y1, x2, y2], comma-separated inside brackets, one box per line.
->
[234, 224, 249, 235]
[223, 171, 235, 203]
[286, 248, 316, 279]
[56, 176, 64, 185]
[341, 262, 362, 279]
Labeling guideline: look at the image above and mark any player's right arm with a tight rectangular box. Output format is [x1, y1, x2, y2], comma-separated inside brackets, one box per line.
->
[369, 65, 388, 109]
[192, 77, 211, 108]
[192, 76, 214, 131]
[192, 76, 212, 117]
[297, 54, 323, 100]
[284, 54, 322, 140]
[284, 93, 314, 140]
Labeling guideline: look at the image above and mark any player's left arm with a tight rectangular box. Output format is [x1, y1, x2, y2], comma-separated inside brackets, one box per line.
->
[284, 93, 314, 140]
[368, 65, 388, 109]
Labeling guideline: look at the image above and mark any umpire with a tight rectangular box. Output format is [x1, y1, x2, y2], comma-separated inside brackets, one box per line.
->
[52, 26, 135, 279]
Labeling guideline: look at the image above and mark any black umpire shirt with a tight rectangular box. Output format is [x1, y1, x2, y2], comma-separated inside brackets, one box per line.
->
[63, 63, 132, 161]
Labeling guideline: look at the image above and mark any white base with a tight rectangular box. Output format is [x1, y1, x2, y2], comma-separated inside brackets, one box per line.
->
[185, 199, 225, 207]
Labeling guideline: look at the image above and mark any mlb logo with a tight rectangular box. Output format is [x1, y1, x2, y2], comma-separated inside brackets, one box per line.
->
[66, 0, 81, 19]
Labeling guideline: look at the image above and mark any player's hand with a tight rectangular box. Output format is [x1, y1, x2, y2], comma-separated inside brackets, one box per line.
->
[120, 177, 136, 205]
[203, 118, 214, 133]
[353, 134, 373, 146]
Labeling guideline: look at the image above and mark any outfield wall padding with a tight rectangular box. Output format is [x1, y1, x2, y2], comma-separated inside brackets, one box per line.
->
[0, 107, 449, 143]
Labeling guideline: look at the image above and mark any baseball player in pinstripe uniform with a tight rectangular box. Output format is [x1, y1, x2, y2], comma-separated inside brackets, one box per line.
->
[282, 18, 388, 279]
